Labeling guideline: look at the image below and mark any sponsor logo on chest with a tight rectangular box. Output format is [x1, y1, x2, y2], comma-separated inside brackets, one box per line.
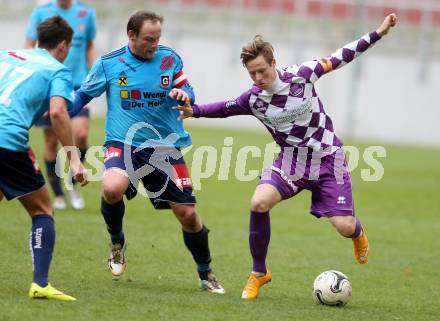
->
[119, 89, 167, 110]
[118, 71, 128, 86]
[261, 99, 313, 127]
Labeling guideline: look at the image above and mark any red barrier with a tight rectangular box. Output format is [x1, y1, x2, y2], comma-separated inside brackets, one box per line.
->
[307, 1, 322, 16]
[155, 0, 439, 28]
[281, 0, 296, 13]
[433, 10, 440, 26]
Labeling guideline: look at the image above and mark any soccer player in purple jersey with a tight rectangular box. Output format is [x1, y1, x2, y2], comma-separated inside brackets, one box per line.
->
[173, 13, 397, 299]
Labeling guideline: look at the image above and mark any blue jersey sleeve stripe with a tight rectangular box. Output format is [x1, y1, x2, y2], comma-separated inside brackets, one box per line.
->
[102, 47, 126, 60]
[157, 45, 183, 61]
[101, 59, 109, 85]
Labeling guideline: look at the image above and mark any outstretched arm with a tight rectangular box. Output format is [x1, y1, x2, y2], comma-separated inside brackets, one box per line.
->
[297, 13, 398, 83]
[171, 91, 253, 121]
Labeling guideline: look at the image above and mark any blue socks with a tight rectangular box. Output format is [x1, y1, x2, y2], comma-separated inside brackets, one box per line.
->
[182, 226, 212, 280]
[30, 214, 55, 287]
[249, 210, 271, 274]
[101, 198, 125, 246]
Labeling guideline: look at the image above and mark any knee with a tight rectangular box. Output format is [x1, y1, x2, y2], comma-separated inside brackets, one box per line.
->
[334, 217, 356, 237]
[175, 206, 199, 230]
[102, 184, 124, 204]
[251, 196, 270, 213]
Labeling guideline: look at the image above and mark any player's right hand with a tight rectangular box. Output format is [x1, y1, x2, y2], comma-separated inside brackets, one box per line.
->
[172, 103, 194, 121]
[72, 162, 89, 186]
[377, 13, 398, 36]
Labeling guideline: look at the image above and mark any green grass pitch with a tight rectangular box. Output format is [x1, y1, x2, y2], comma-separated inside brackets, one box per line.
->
[0, 118, 439, 321]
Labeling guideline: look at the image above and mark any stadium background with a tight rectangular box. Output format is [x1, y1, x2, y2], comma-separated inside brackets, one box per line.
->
[0, 1, 439, 321]
[1, 0, 439, 146]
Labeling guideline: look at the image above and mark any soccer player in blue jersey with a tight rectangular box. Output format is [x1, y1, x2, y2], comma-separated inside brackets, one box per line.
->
[176, 14, 397, 299]
[70, 10, 224, 293]
[25, 0, 97, 210]
[0, 16, 88, 301]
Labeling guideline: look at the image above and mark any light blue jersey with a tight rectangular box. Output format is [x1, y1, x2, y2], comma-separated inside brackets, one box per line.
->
[79, 45, 194, 148]
[0, 49, 73, 151]
[25, 1, 96, 88]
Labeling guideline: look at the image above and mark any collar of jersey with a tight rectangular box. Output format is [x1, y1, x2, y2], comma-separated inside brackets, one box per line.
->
[266, 70, 284, 93]
[126, 45, 149, 62]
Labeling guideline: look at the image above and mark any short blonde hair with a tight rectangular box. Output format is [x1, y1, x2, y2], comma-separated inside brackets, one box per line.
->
[240, 35, 274, 66]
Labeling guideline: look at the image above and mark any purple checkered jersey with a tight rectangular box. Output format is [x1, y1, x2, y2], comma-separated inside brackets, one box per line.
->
[193, 31, 381, 155]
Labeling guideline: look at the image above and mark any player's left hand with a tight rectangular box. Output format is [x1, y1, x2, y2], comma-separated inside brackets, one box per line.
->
[169, 88, 190, 105]
[172, 103, 194, 121]
[377, 13, 398, 37]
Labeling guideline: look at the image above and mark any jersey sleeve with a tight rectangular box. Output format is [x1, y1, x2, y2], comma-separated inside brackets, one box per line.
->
[296, 31, 382, 83]
[69, 90, 93, 117]
[80, 58, 108, 97]
[49, 68, 74, 107]
[172, 54, 189, 89]
[193, 90, 252, 118]
[171, 53, 194, 104]
[25, 8, 41, 41]
[179, 82, 195, 105]
[86, 7, 97, 41]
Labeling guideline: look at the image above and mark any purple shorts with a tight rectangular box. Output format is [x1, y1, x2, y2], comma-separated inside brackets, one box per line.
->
[260, 148, 354, 218]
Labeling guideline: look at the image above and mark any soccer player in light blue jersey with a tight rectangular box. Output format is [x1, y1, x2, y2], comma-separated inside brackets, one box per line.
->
[0, 16, 88, 301]
[25, 0, 97, 210]
[71, 11, 224, 294]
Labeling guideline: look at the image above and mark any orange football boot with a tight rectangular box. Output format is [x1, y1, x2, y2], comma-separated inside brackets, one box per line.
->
[241, 270, 272, 299]
[352, 231, 370, 264]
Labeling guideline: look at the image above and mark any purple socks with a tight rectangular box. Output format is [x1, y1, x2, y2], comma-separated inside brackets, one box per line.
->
[249, 211, 271, 274]
[350, 217, 363, 238]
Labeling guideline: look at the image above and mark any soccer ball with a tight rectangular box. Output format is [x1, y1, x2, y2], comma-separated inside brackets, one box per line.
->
[312, 270, 352, 306]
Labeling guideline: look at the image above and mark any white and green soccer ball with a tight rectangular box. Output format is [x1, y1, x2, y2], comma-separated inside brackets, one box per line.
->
[312, 270, 352, 306]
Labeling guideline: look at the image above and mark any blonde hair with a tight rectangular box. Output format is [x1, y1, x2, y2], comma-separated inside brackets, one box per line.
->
[240, 35, 274, 66]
